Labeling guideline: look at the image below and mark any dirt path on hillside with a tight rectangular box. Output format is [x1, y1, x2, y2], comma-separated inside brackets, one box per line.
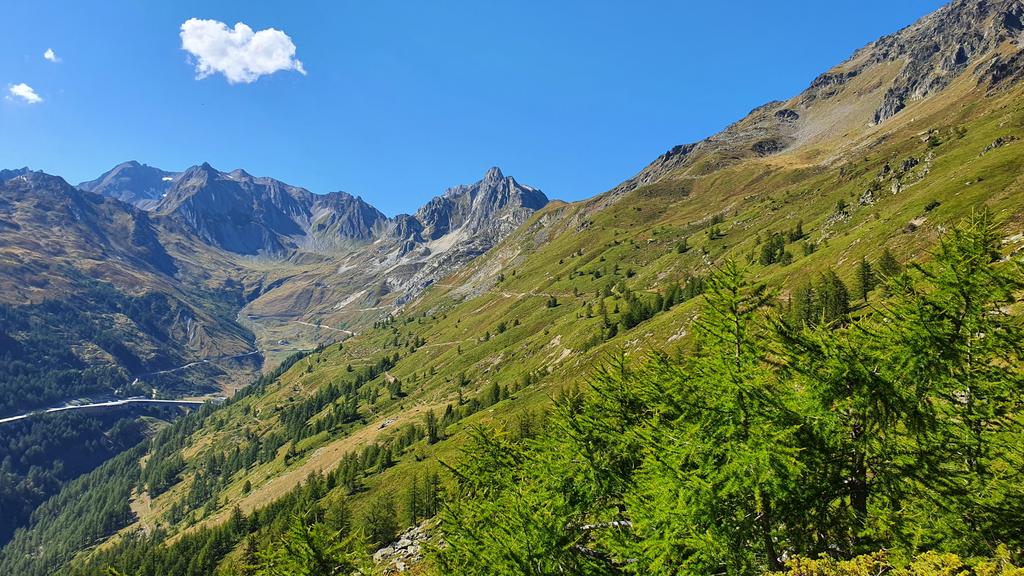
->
[291, 321, 356, 336]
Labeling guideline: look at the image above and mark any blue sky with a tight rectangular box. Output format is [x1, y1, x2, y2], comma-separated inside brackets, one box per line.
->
[1, 1, 946, 215]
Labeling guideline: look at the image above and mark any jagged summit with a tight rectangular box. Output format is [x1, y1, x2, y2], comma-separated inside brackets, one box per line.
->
[0, 167, 32, 182]
[152, 162, 386, 256]
[483, 166, 504, 181]
[424, 167, 548, 240]
[79, 161, 549, 262]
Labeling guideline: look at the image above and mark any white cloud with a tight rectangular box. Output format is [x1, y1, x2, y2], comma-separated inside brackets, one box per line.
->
[179, 18, 306, 84]
[7, 83, 43, 104]
[43, 48, 60, 63]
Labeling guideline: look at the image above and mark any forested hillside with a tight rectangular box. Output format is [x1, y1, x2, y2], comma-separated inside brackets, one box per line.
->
[436, 213, 1024, 574]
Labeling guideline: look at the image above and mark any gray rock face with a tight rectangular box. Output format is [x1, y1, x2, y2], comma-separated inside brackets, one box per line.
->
[78, 161, 178, 210]
[366, 167, 550, 303]
[416, 167, 548, 241]
[156, 163, 312, 256]
[864, 0, 1024, 123]
[0, 167, 31, 182]
[312, 191, 389, 246]
[372, 524, 430, 574]
[151, 163, 387, 257]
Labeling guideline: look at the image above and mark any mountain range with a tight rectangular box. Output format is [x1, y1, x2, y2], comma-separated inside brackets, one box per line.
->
[2, 0, 1024, 574]
[0, 160, 550, 414]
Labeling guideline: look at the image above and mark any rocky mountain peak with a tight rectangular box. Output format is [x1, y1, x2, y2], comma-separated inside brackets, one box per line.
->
[418, 168, 548, 241]
[603, 0, 1024, 203]
[0, 167, 32, 183]
[860, 0, 1024, 122]
[178, 162, 218, 183]
[228, 168, 253, 180]
[483, 166, 504, 182]
[78, 161, 178, 210]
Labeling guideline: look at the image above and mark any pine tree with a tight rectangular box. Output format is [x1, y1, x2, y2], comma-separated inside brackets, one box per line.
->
[877, 211, 1024, 546]
[240, 534, 259, 576]
[816, 269, 850, 324]
[425, 410, 440, 444]
[406, 473, 421, 525]
[790, 281, 816, 327]
[628, 261, 798, 573]
[254, 516, 369, 576]
[877, 247, 901, 279]
[325, 496, 352, 535]
[362, 494, 399, 547]
[230, 504, 246, 534]
[854, 256, 875, 301]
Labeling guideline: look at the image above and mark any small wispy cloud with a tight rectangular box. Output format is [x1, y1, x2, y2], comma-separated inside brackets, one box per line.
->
[7, 83, 43, 104]
[179, 18, 306, 84]
[43, 48, 61, 63]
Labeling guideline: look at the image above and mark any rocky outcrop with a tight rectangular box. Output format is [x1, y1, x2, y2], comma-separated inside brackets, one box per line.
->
[862, 0, 1024, 123]
[78, 161, 178, 210]
[751, 139, 785, 156]
[372, 524, 430, 574]
[0, 167, 31, 182]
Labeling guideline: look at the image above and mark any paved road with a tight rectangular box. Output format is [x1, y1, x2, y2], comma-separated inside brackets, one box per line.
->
[0, 398, 214, 426]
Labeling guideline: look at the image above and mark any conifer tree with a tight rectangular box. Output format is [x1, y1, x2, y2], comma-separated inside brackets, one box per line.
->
[362, 493, 399, 547]
[254, 516, 369, 576]
[406, 473, 421, 525]
[627, 261, 798, 573]
[816, 269, 850, 324]
[790, 281, 816, 327]
[425, 410, 440, 444]
[854, 256, 874, 301]
[877, 210, 1024, 547]
[877, 247, 901, 280]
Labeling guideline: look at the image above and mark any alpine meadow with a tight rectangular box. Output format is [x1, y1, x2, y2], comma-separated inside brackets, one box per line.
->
[2, 1, 1024, 575]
